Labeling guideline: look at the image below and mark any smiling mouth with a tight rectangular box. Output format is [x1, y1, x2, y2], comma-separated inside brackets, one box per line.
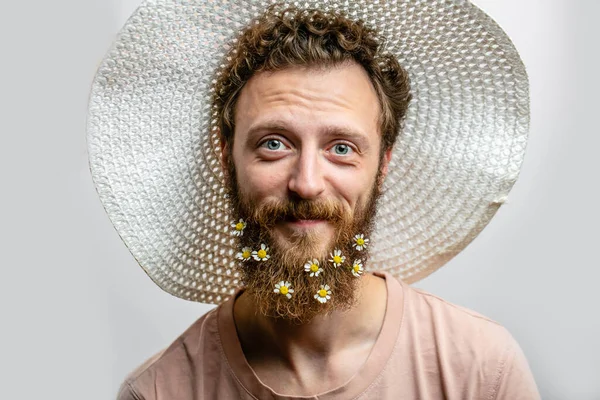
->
[284, 218, 327, 227]
[291, 219, 324, 225]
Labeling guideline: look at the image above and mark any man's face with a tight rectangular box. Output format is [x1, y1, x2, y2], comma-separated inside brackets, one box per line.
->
[226, 62, 391, 321]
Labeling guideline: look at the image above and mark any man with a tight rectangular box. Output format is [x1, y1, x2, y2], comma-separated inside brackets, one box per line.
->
[88, 1, 540, 399]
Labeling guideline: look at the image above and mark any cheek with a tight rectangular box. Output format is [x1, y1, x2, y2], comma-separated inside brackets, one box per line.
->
[235, 162, 290, 199]
[231, 142, 284, 199]
[328, 167, 375, 209]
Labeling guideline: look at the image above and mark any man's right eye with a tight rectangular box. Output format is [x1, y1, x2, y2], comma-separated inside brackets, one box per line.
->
[262, 139, 284, 151]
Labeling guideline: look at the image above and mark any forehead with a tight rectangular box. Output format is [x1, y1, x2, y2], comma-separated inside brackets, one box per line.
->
[233, 63, 381, 141]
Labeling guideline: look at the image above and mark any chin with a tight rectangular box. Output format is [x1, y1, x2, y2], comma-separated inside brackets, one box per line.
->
[273, 223, 334, 257]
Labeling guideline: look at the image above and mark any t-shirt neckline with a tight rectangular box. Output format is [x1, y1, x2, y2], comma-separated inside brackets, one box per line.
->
[217, 272, 405, 400]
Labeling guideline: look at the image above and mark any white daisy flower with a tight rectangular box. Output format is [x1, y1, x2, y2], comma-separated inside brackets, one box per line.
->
[252, 243, 270, 261]
[314, 284, 332, 304]
[351, 259, 364, 277]
[231, 219, 246, 236]
[329, 249, 345, 268]
[236, 247, 252, 262]
[303, 259, 323, 277]
[352, 234, 369, 251]
[274, 281, 294, 299]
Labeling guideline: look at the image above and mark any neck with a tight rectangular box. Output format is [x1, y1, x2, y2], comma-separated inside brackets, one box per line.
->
[233, 273, 388, 368]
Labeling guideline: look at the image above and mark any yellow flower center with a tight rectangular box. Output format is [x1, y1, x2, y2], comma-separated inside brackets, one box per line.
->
[280, 286, 289, 295]
[242, 250, 251, 259]
[333, 255, 342, 264]
[257, 249, 267, 259]
[353, 264, 361, 272]
[318, 289, 328, 297]
[356, 238, 365, 246]
[235, 222, 244, 231]
[310, 264, 319, 272]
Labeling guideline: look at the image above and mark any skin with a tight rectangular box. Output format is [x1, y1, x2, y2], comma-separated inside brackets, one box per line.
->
[224, 62, 393, 395]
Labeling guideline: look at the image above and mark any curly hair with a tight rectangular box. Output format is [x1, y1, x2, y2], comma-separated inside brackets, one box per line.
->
[213, 5, 412, 154]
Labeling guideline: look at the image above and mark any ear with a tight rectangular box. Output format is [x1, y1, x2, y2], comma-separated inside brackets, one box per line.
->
[378, 148, 393, 188]
[219, 132, 230, 181]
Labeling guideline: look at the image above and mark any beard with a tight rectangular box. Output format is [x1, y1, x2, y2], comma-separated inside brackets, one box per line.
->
[226, 157, 382, 323]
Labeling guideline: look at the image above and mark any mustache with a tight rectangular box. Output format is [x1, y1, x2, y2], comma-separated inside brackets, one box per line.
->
[246, 198, 349, 227]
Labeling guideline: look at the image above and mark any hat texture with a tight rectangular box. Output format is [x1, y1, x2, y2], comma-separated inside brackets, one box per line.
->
[87, 0, 529, 304]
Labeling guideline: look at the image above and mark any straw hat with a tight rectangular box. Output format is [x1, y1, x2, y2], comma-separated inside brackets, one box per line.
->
[87, 0, 529, 304]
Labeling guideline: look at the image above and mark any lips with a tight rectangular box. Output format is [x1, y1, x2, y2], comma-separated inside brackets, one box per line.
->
[286, 218, 326, 227]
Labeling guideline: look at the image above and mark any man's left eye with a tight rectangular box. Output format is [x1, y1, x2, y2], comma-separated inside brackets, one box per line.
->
[332, 144, 352, 155]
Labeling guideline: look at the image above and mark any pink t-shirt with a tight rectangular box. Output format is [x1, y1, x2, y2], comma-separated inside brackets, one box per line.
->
[118, 272, 540, 399]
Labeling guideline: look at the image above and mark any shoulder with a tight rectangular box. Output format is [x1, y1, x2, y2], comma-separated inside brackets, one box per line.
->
[117, 307, 221, 400]
[403, 282, 510, 342]
[398, 282, 539, 399]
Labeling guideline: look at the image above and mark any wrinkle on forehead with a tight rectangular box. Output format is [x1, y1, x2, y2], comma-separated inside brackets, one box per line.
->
[257, 84, 357, 112]
[234, 62, 381, 137]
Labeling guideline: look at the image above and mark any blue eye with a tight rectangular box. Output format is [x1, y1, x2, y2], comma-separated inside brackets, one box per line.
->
[333, 144, 351, 155]
[264, 139, 283, 151]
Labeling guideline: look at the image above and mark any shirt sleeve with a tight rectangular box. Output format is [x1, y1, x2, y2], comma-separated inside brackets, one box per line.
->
[492, 333, 541, 400]
[116, 381, 145, 400]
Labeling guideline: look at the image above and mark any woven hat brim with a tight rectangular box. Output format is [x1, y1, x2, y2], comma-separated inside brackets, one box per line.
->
[87, 0, 529, 304]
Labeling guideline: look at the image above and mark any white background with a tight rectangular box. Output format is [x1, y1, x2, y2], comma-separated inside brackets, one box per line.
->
[0, 0, 598, 399]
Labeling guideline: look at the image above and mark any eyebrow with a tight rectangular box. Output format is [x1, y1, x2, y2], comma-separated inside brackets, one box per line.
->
[245, 120, 371, 150]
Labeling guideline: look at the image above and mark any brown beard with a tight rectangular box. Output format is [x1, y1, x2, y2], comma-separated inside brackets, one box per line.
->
[226, 156, 382, 323]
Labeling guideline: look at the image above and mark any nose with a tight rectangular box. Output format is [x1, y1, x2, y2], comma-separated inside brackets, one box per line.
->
[288, 149, 326, 200]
